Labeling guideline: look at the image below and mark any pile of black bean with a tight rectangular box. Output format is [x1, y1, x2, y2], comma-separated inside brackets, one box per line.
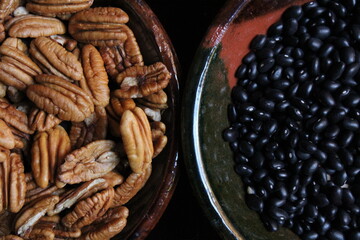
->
[223, 0, 360, 239]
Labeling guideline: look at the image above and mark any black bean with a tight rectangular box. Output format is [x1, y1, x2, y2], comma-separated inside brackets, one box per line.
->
[319, 90, 335, 107]
[338, 130, 354, 147]
[343, 118, 359, 131]
[328, 108, 346, 123]
[328, 61, 346, 81]
[313, 117, 328, 132]
[239, 140, 254, 157]
[298, 81, 314, 97]
[231, 86, 248, 103]
[251, 120, 262, 133]
[267, 22, 283, 36]
[302, 231, 319, 240]
[342, 189, 355, 205]
[350, 24, 360, 42]
[284, 18, 298, 35]
[283, 5, 303, 20]
[222, 127, 238, 142]
[333, 170, 348, 186]
[319, 43, 335, 57]
[302, 160, 319, 175]
[293, 47, 304, 59]
[263, 176, 275, 191]
[328, 1, 346, 17]
[266, 88, 285, 101]
[321, 57, 333, 72]
[276, 54, 294, 67]
[312, 25, 331, 39]
[269, 65, 283, 81]
[250, 35, 267, 50]
[257, 48, 274, 59]
[253, 169, 268, 181]
[258, 98, 275, 112]
[235, 64, 248, 79]
[315, 168, 328, 185]
[256, 73, 270, 86]
[246, 194, 264, 212]
[261, 215, 279, 232]
[337, 209, 351, 228]
[323, 205, 338, 220]
[344, 93, 360, 107]
[329, 186, 342, 206]
[327, 230, 345, 240]
[243, 52, 256, 64]
[283, 67, 295, 80]
[340, 47, 356, 65]
[268, 207, 289, 221]
[247, 62, 258, 80]
[307, 38, 323, 52]
[258, 58, 275, 73]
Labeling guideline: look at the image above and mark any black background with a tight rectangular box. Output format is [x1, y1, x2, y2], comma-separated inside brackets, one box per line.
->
[144, 0, 226, 239]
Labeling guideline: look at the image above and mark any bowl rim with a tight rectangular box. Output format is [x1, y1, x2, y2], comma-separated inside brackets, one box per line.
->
[117, 0, 181, 239]
[181, 0, 251, 239]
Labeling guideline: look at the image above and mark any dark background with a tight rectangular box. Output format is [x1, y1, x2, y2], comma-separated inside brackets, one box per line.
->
[144, 0, 226, 239]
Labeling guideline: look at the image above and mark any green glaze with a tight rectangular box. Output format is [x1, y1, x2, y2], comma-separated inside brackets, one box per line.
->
[182, 43, 299, 239]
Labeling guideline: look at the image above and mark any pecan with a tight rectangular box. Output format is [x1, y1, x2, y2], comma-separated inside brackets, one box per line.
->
[2, 37, 28, 54]
[0, 0, 20, 23]
[25, 175, 64, 204]
[5, 15, 66, 38]
[120, 107, 153, 173]
[102, 171, 124, 187]
[114, 62, 171, 98]
[28, 108, 62, 132]
[112, 165, 151, 207]
[136, 90, 168, 110]
[62, 188, 114, 229]
[0, 83, 6, 98]
[57, 140, 120, 184]
[27, 228, 54, 240]
[69, 106, 107, 149]
[31, 125, 71, 188]
[68, 7, 129, 47]
[1, 235, 23, 240]
[0, 152, 26, 213]
[0, 24, 5, 43]
[14, 195, 59, 237]
[29, 37, 83, 82]
[26, 74, 94, 122]
[0, 120, 16, 149]
[0, 45, 42, 90]
[0, 99, 34, 135]
[26, 0, 93, 20]
[31, 217, 81, 239]
[151, 121, 168, 158]
[48, 178, 107, 216]
[80, 206, 129, 240]
[99, 25, 143, 79]
[80, 44, 110, 107]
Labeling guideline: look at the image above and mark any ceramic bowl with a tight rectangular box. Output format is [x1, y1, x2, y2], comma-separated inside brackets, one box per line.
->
[182, 0, 312, 239]
[93, 0, 180, 239]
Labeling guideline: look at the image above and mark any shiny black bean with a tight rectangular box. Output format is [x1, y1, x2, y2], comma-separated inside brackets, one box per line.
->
[267, 21, 283, 36]
[317, 219, 331, 236]
[323, 80, 341, 92]
[246, 194, 264, 212]
[272, 79, 290, 90]
[256, 73, 270, 86]
[307, 38, 323, 51]
[284, 18, 298, 35]
[269, 65, 283, 81]
[250, 35, 267, 50]
[231, 86, 248, 103]
[234, 153, 248, 164]
[343, 117, 359, 131]
[328, 108, 346, 123]
[336, 209, 351, 228]
[302, 159, 319, 175]
[302, 231, 318, 240]
[333, 170, 348, 186]
[314, 193, 330, 207]
[348, 231, 360, 240]
[323, 205, 338, 220]
[283, 5, 303, 20]
[255, 136, 269, 150]
[328, 155, 344, 171]
[276, 54, 294, 67]
[329, 186, 342, 206]
[321, 57, 333, 72]
[251, 120, 262, 133]
[239, 140, 254, 157]
[319, 43, 335, 57]
[340, 47, 356, 64]
[312, 25, 331, 39]
[257, 48, 274, 59]
[342, 189, 355, 205]
[328, 1, 346, 17]
[266, 88, 285, 101]
[319, 90, 335, 107]
[325, 125, 340, 139]
[236, 64, 247, 78]
[315, 168, 327, 185]
[312, 117, 328, 132]
[258, 98, 275, 112]
[235, 164, 253, 176]
[263, 176, 275, 191]
[261, 215, 279, 232]
[262, 119, 278, 136]
[293, 47, 304, 59]
[344, 93, 360, 107]
[247, 62, 258, 80]
[258, 58, 275, 73]
[253, 169, 268, 182]
[222, 127, 238, 142]
[338, 130, 354, 147]
[298, 81, 314, 97]
[243, 51, 256, 64]
[328, 61, 346, 81]
[268, 207, 289, 221]
[350, 24, 360, 42]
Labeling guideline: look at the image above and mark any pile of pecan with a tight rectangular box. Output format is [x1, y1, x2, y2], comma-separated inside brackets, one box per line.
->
[0, 1, 171, 239]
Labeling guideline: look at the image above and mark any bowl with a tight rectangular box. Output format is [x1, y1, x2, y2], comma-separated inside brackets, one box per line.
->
[182, 0, 312, 239]
[99, 1, 181, 239]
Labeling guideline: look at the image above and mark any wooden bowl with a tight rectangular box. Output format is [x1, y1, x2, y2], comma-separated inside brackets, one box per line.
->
[93, 0, 180, 239]
[182, 0, 311, 239]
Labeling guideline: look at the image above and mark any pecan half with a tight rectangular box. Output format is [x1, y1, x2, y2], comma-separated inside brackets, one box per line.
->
[0, 24, 4, 43]
[136, 90, 168, 110]
[48, 178, 107, 216]
[0, 120, 16, 149]
[0, 152, 26, 213]
[0, 45, 42, 90]
[14, 195, 59, 237]
[1, 235, 23, 240]
[28, 108, 62, 132]
[27, 228, 54, 240]
[99, 25, 143, 79]
[80, 206, 129, 240]
[62, 188, 114, 229]
[120, 107, 153, 173]
[2, 38, 28, 54]
[80, 44, 110, 107]
[26, 74, 94, 122]
[5, 15, 66, 38]
[57, 140, 120, 184]
[0, 83, 6, 98]
[114, 62, 171, 98]
[26, 0, 93, 19]
[31, 125, 71, 188]
[25, 175, 64, 204]
[112, 165, 151, 207]
[151, 121, 168, 158]
[68, 7, 129, 47]
[29, 37, 83, 82]
[0, 99, 34, 135]
[69, 106, 108, 149]
[0, 0, 20, 23]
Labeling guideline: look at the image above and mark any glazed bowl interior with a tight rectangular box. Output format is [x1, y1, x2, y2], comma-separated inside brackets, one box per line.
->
[183, 0, 313, 239]
[93, 0, 179, 239]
